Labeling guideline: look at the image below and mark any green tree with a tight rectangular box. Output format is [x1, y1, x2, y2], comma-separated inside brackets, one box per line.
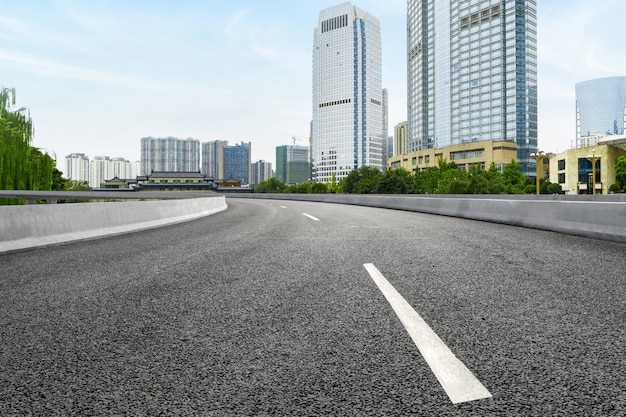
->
[501, 160, 526, 194]
[254, 177, 287, 193]
[378, 168, 414, 194]
[339, 166, 383, 194]
[615, 156, 626, 189]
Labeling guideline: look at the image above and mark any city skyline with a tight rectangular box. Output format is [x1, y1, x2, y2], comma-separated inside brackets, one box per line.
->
[1, 0, 625, 169]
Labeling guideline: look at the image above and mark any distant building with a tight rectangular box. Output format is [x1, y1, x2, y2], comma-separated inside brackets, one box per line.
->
[140, 136, 200, 175]
[276, 145, 310, 184]
[576, 76, 626, 148]
[64, 153, 90, 184]
[407, 0, 538, 176]
[201, 140, 228, 178]
[134, 171, 215, 191]
[394, 122, 408, 157]
[90, 156, 136, 189]
[382, 88, 389, 172]
[221, 142, 251, 185]
[312, 2, 383, 183]
[251, 160, 273, 186]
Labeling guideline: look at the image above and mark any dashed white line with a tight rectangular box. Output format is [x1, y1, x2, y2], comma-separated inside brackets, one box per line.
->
[280, 206, 287, 209]
[363, 263, 492, 404]
[302, 213, 320, 221]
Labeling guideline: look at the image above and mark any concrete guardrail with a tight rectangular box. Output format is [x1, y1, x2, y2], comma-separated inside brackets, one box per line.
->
[227, 193, 626, 244]
[0, 194, 227, 254]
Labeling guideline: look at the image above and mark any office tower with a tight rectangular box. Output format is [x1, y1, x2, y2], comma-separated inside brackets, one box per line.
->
[407, 0, 538, 176]
[394, 121, 408, 156]
[575, 76, 626, 148]
[202, 140, 228, 178]
[251, 160, 273, 186]
[64, 153, 90, 184]
[276, 145, 310, 184]
[140, 136, 200, 175]
[221, 142, 251, 184]
[382, 88, 389, 171]
[312, 2, 383, 183]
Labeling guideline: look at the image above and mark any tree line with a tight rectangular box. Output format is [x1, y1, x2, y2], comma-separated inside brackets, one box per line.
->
[255, 158, 564, 195]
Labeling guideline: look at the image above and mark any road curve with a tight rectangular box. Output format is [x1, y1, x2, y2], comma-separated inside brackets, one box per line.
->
[1, 198, 625, 416]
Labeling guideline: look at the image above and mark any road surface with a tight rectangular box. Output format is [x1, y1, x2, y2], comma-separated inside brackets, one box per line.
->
[1, 198, 625, 416]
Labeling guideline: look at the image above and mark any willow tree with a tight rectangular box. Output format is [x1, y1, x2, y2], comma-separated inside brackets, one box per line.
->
[0, 87, 54, 197]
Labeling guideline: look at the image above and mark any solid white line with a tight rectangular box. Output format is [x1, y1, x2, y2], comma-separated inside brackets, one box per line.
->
[280, 206, 287, 208]
[302, 213, 320, 221]
[363, 263, 492, 404]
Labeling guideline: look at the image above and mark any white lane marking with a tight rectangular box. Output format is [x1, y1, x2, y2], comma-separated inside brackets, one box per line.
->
[280, 206, 287, 209]
[302, 213, 320, 221]
[363, 263, 492, 404]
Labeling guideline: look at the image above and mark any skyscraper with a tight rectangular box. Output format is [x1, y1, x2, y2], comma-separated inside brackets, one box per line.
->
[407, 0, 538, 176]
[312, 2, 383, 183]
[276, 145, 310, 184]
[140, 136, 200, 175]
[575, 76, 626, 148]
[251, 160, 273, 186]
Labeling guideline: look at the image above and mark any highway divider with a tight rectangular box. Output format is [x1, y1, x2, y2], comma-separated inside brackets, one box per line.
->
[0, 195, 227, 254]
[227, 193, 626, 244]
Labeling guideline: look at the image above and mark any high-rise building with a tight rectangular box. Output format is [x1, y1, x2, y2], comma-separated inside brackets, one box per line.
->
[312, 2, 383, 183]
[407, 0, 538, 176]
[251, 160, 273, 186]
[65, 153, 90, 184]
[140, 136, 200, 175]
[90, 156, 136, 188]
[202, 140, 228, 178]
[382, 88, 389, 171]
[394, 122, 408, 157]
[221, 142, 251, 185]
[575, 76, 626, 148]
[276, 145, 310, 184]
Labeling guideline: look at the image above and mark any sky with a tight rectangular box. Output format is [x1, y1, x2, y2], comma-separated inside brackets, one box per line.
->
[1, 0, 626, 170]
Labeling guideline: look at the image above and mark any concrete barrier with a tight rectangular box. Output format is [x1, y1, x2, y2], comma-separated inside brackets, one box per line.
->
[0, 196, 227, 254]
[227, 194, 626, 244]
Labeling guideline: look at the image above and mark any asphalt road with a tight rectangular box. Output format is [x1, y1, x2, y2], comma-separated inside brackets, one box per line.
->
[1, 198, 625, 416]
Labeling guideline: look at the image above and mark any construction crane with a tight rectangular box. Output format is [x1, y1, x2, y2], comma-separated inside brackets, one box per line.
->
[291, 135, 310, 146]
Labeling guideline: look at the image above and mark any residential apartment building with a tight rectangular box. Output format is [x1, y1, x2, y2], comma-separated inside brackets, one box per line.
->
[276, 145, 310, 184]
[64, 153, 90, 184]
[201, 140, 228, 178]
[312, 2, 383, 183]
[407, 0, 538, 176]
[251, 160, 273, 186]
[140, 136, 200, 175]
[576, 76, 626, 148]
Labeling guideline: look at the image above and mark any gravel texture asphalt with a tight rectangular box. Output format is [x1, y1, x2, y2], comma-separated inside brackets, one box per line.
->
[1, 198, 625, 416]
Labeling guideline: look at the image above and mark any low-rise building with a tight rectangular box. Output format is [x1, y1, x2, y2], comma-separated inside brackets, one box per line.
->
[549, 140, 626, 194]
[388, 140, 518, 173]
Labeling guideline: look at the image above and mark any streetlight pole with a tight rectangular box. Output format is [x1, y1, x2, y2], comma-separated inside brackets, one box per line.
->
[530, 151, 544, 195]
[586, 149, 601, 195]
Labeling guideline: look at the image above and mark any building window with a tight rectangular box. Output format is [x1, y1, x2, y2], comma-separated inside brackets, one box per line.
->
[412, 157, 417, 165]
[558, 173, 565, 184]
[557, 159, 565, 170]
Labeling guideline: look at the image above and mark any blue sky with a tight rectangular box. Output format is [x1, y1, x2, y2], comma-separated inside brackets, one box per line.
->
[1, 0, 625, 169]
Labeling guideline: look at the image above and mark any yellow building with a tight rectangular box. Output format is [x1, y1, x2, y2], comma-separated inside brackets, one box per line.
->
[388, 140, 518, 173]
[549, 139, 626, 195]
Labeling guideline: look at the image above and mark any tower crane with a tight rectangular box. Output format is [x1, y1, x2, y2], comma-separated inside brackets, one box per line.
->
[291, 135, 310, 146]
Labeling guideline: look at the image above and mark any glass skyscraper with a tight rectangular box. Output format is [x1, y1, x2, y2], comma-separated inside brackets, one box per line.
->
[312, 2, 383, 183]
[575, 76, 626, 147]
[407, 0, 538, 176]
